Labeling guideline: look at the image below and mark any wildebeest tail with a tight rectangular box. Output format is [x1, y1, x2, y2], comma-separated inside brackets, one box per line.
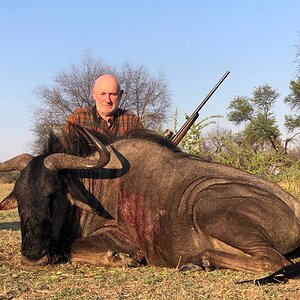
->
[238, 262, 300, 285]
[255, 262, 300, 285]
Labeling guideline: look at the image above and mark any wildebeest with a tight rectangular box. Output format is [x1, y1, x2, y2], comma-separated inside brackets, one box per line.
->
[0, 127, 300, 284]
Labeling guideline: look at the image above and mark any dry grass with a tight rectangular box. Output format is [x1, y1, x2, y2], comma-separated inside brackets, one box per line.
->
[278, 175, 300, 200]
[0, 185, 300, 299]
[0, 183, 14, 200]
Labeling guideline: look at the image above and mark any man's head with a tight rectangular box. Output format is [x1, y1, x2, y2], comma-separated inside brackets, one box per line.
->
[92, 74, 123, 121]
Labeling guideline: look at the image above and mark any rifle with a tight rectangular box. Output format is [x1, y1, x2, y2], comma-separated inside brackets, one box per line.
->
[171, 71, 230, 146]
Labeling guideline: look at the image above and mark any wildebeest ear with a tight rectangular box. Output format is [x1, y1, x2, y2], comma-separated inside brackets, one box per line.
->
[66, 192, 98, 215]
[63, 174, 99, 215]
[0, 192, 18, 210]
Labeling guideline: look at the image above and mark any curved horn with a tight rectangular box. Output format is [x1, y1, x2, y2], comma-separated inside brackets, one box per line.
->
[44, 129, 110, 171]
[0, 153, 33, 172]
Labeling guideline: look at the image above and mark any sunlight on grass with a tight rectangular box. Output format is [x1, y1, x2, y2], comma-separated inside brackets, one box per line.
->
[0, 183, 14, 200]
[278, 175, 300, 200]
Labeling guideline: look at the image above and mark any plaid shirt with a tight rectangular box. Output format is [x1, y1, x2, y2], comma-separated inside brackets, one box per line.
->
[63, 105, 143, 137]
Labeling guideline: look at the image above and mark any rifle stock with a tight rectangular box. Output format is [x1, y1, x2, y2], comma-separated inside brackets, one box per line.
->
[171, 71, 230, 146]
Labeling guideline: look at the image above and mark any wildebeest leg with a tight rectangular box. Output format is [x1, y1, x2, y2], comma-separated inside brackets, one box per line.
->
[71, 234, 142, 267]
[181, 247, 291, 273]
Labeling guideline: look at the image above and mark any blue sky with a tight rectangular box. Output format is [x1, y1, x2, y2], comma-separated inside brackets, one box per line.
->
[1, 1, 299, 161]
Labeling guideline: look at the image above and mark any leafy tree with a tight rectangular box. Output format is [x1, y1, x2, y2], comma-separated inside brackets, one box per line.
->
[31, 55, 171, 153]
[227, 85, 281, 152]
[226, 96, 253, 123]
[284, 77, 300, 131]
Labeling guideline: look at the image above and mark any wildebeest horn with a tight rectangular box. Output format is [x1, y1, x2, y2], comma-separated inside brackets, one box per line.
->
[0, 153, 33, 172]
[44, 129, 110, 171]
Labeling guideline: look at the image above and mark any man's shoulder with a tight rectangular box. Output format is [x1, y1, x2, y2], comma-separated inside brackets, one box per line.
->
[118, 109, 138, 118]
[71, 106, 94, 115]
[67, 106, 95, 125]
[116, 109, 143, 130]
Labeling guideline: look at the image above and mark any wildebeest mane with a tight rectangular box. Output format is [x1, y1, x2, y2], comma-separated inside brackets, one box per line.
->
[41, 122, 114, 157]
[42, 126, 184, 158]
[122, 129, 183, 153]
[41, 131, 93, 157]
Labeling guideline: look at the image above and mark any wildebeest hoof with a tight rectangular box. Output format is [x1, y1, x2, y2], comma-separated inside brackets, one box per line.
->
[21, 255, 49, 266]
[179, 263, 203, 273]
[107, 251, 140, 268]
[201, 257, 211, 268]
[71, 250, 140, 267]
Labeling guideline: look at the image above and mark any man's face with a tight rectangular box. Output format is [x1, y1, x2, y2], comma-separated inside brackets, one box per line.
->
[92, 76, 122, 119]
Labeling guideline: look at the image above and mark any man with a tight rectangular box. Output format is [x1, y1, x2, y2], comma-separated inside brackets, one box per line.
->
[63, 74, 143, 136]
[1, 75, 143, 210]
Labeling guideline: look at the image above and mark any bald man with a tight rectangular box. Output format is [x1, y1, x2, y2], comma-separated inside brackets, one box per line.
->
[63, 74, 143, 137]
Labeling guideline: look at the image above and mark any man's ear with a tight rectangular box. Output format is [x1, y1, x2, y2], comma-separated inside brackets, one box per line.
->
[120, 89, 124, 98]
[92, 87, 96, 100]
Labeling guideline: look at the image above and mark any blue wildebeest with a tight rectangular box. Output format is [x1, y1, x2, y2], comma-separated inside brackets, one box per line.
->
[0, 127, 299, 284]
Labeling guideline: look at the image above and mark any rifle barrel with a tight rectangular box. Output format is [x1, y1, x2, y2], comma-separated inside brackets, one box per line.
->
[171, 71, 230, 145]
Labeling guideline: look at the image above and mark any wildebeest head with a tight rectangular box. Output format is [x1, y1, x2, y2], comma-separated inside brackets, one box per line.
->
[0, 128, 111, 264]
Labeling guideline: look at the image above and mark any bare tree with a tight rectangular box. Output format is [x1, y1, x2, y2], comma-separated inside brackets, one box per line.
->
[31, 55, 112, 152]
[118, 63, 171, 128]
[31, 55, 171, 153]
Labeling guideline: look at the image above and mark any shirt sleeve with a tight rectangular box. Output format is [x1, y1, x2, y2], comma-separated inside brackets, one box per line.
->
[133, 114, 144, 129]
[62, 112, 78, 135]
[59, 111, 82, 147]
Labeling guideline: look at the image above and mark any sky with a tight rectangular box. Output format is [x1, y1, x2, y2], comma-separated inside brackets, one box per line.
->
[0, 0, 299, 161]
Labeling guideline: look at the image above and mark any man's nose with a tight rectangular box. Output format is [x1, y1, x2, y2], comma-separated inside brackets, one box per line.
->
[104, 94, 112, 102]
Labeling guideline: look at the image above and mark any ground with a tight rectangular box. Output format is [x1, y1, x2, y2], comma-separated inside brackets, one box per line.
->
[0, 185, 300, 299]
